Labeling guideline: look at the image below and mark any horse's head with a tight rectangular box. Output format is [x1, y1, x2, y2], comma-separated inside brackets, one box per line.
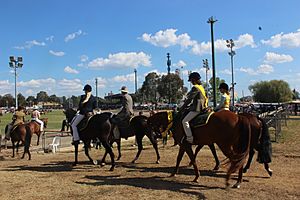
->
[42, 118, 48, 128]
[64, 108, 77, 122]
[147, 111, 171, 134]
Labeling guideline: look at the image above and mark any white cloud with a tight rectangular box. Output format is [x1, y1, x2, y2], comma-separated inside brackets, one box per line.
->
[240, 64, 274, 75]
[261, 29, 300, 48]
[65, 30, 85, 42]
[173, 60, 187, 67]
[64, 66, 79, 74]
[110, 73, 135, 83]
[49, 50, 65, 56]
[263, 52, 293, 64]
[88, 52, 151, 69]
[141, 29, 256, 55]
[58, 79, 83, 92]
[18, 78, 56, 88]
[257, 64, 274, 74]
[80, 55, 89, 62]
[220, 69, 232, 75]
[14, 40, 46, 49]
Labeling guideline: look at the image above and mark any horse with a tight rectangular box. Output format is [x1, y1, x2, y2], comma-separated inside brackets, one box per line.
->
[147, 110, 251, 188]
[192, 113, 273, 176]
[101, 115, 161, 164]
[21, 118, 48, 160]
[5, 118, 47, 159]
[64, 108, 115, 171]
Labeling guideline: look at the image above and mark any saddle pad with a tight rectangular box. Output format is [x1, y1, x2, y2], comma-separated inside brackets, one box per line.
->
[190, 111, 214, 127]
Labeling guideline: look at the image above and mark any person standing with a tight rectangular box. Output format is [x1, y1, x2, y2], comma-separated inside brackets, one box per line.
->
[214, 83, 231, 112]
[70, 84, 97, 145]
[5, 106, 26, 140]
[178, 72, 208, 144]
[31, 107, 44, 132]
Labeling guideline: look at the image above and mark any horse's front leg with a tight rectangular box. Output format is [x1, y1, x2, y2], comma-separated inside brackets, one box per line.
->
[264, 163, 273, 177]
[116, 139, 121, 161]
[73, 143, 79, 166]
[12, 142, 15, 158]
[37, 133, 41, 146]
[83, 141, 97, 165]
[171, 144, 186, 177]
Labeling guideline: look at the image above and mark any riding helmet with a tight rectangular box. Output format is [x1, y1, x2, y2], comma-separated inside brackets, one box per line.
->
[83, 84, 92, 92]
[219, 82, 229, 91]
[188, 72, 201, 81]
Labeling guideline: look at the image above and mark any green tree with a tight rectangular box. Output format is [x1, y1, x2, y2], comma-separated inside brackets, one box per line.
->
[208, 77, 225, 102]
[17, 93, 26, 107]
[158, 73, 184, 104]
[140, 72, 160, 103]
[0, 94, 14, 107]
[249, 80, 293, 103]
[292, 89, 299, 100]
[49, 94, 61, 103]
[26, 96, 36, 107]
[36, 91, 49, 102]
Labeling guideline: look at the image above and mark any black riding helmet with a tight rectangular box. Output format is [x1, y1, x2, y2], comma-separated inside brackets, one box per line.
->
[188, 72, 201, 81]
[219, 82, 229, 91]
[83, 84, 92, 92]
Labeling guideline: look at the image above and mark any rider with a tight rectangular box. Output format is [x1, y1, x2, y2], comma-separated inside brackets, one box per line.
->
[178, 72, 208, 144]
[70, 84, 97, 145]
[5, 106, 26, 141]
[31, 106, 44, 132]
[112, 86, 134, 139]
[214, 82, 231, 112]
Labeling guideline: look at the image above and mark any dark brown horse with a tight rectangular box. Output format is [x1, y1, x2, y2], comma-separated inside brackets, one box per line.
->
[64, 108, 115, 171]
[148, 110, 251, 188]
[6, 118, 48, 159]
[192, 113, 272, 176]
[102, 115, 160, 164]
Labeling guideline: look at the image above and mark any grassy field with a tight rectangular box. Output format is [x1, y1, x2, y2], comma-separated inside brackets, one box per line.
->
[0, 109, 65, 136]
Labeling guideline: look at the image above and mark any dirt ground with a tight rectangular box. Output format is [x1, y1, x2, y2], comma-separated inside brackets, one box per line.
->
[0, 127, 299, 200]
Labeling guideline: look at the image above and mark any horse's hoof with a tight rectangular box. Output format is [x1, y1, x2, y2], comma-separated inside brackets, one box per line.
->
[72, 162, 77, 166]
[232, 183, 241, 189]
[213, 165, 220, 171]
[117, 157, 121, 161]
[268, 169, 273, 177]
[100, 162, 106, 167]
[243, 168, 248, 173]
[170, 173, 176, 177]
[156, 160, 160, 164]
[192, 178, 199, 183]
[109, 166, 115, 171]
[93, 160, 98, 165]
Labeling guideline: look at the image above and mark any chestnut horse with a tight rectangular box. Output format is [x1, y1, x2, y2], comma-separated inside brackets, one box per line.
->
[101, 115, 160, 164]
[147, 110, 251, 188]
[192, 113, 272, 176]
[6, 118, 48, 159]
[64, 108, 115, 171]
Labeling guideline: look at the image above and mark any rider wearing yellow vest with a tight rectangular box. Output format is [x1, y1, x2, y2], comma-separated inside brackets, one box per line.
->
[215, 82, 231, 111]
[179, 72, 208, 144]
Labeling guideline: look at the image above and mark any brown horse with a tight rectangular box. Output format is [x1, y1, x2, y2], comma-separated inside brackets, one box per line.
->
[192, 113, 273, 177]
[6, 118, 47, 159]
[148, 110, 251, 188]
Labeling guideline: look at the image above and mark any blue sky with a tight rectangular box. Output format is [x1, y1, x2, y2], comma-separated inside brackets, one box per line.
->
[1, 0, 300, 99]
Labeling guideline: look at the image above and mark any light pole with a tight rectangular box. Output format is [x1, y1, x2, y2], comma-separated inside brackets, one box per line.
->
[226, 39, 236, 107]
[202, 59, 209, 99]
[207, 16, 217, 107]
[134, 68, 137, 93]
[166, 53, 171, 104]
[95, 78, 98, 108]
[9, 56, 23, 109]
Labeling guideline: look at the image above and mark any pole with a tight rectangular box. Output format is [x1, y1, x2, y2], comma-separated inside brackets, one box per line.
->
[167, 53, 171, 104]
[134, 69, 137, 93]
[230, 52, 235, 107]
[14, 66, 18, 109]
[207, 17, 217, 107]
[95, 78, 98, 108]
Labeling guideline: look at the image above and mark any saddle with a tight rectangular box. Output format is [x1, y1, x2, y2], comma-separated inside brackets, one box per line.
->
[190, 111, 214, 128]
[111, 116, 134, 139]
[11, 122, 24, 133]
[77, 113, 94, 131]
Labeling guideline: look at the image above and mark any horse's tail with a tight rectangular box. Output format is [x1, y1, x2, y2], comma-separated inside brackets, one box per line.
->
[228, 116, 251, 174]
[257, 117, 272, 163]
[24, 125, 32, 152]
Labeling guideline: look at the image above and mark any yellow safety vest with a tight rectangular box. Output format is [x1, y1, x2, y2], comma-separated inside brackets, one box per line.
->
[224, 93, 230, 109]
[194, 84, 208, 108]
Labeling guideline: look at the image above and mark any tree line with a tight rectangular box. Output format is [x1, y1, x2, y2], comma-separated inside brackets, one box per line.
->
[0, 72, 299, 109]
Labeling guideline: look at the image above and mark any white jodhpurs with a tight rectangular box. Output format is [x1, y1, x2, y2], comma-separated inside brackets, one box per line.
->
[32, 118, 44, 131]
[182, 111, 199, 143]
[71, 113, 85, 141]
